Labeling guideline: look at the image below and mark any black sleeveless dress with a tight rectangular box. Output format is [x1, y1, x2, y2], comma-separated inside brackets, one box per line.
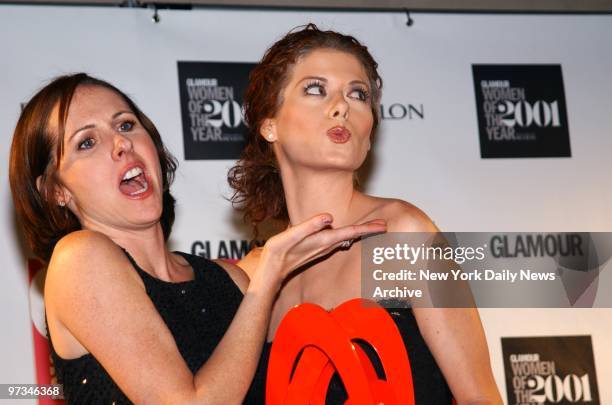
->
[48, 251, 265, 404]
[248, 307, 453, 404]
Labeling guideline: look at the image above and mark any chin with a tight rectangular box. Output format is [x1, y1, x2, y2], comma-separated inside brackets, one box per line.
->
[321, 153, 366, 171]
[285, 149, 365, 172]
[135, 205, 163, 222]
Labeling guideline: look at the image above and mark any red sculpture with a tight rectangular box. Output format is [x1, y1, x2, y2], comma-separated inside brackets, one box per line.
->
[266, 299, 415, 405]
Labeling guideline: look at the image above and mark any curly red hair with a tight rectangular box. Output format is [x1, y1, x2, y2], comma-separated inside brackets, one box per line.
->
[228, 24, 382, 236]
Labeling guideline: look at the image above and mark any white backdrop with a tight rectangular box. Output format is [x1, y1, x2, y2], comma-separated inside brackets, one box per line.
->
[1, 5, 611, 403]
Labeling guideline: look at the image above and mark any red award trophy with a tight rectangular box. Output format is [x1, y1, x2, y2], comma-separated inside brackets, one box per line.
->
[266, 299, 415, 405]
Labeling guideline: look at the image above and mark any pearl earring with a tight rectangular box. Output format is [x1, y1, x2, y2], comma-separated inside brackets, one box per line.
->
[58, 201, 66, 207]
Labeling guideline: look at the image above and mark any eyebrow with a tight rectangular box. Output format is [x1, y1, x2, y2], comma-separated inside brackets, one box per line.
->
[349, 79, 369, 88]
[67, 110, 133, 143]
[295, 76, 369, 90]
[295, 76, 327, 88]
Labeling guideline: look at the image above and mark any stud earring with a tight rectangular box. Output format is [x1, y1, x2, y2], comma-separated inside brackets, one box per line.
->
[268, 133, 274, 141]
[58, 201, 66, 207]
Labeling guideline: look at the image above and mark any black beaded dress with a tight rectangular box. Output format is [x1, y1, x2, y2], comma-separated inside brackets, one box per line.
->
[48, 251, 266, 404]
[248, 306, 453, 404]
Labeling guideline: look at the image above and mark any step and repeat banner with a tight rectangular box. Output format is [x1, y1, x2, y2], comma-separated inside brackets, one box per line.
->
[1, 5, 611, 404]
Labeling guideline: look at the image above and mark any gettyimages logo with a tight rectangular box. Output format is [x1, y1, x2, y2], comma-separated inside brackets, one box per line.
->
[502, 336, 599, 404]
[177, 61, 255, 160]
[472, 64, 571, 158]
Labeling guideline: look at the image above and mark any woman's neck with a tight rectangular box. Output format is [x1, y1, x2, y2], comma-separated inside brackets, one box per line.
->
[82, 221, 179, 281]
[280, 166, 361, 228]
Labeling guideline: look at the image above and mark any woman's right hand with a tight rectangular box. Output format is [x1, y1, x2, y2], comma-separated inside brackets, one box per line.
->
[253, 214, 386, 288]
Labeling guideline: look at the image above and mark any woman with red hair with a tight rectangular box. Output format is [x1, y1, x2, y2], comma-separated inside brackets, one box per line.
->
[231, 24, 502, 404]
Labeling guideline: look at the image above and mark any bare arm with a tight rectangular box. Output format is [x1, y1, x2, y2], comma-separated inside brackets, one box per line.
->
[46, 216, 385, 404]
[387, 202, 502, 405]
[412, 307, 501, 404]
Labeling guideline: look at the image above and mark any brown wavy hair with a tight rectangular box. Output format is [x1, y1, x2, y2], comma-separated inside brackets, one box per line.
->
[228, 24, 382, 235]
[9, 73, 177, 262]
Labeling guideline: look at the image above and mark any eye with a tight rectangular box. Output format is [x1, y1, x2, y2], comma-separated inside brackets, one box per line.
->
[348, 87, 370, 102]
[78, 137, 95, 150]
[118, 120, 135, 132]
[304, 81, 326, 96]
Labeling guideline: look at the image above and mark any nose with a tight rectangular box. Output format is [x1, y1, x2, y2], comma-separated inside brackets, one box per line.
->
[112, 133, 134, 160]
[329, 92, 349, 120]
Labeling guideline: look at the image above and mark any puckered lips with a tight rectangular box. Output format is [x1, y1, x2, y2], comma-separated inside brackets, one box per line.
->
[118, 162, 153, 199]
[326, 126, 351, 144]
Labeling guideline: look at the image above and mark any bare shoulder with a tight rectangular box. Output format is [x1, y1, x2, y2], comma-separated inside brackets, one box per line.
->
[48, 230, 129, 278]
[45, 230, 140, 308]
[212, 259, 250, 293]
[235, 247, 263, 280]
[372, 197, 440, 233]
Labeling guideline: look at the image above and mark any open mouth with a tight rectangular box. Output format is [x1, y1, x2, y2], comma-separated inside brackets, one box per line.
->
[119, 166, 149, 197]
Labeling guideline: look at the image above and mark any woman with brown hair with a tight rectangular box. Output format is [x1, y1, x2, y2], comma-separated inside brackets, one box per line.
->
[9, 73, 384, 403]
[231, 24, 503, 403]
